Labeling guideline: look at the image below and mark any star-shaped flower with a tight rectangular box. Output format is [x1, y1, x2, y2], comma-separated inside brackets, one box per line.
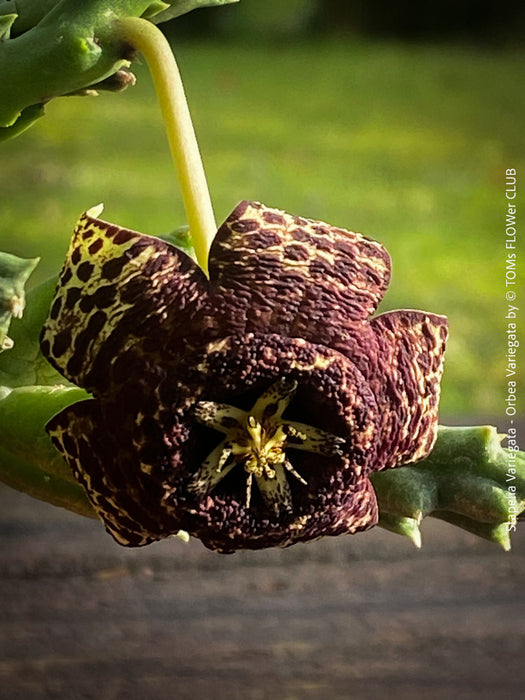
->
[40, 201, 447, 553]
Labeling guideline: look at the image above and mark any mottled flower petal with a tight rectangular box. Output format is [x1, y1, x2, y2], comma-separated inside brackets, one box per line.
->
[193, 470, 379, 553]
[46, 398, 182, 546]
[41, 209, 209, 395]
[208, 201, 391, 344]
[370, 310, 448, 469]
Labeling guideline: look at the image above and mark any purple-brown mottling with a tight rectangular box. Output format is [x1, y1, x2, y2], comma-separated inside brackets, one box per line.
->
[41, 201, 447, 553]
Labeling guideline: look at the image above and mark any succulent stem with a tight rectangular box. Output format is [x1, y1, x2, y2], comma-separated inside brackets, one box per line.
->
[372, 425, 525, 550]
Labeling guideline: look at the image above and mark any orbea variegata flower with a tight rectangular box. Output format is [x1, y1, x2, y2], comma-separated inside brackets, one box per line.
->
[40, 201, 447, 553]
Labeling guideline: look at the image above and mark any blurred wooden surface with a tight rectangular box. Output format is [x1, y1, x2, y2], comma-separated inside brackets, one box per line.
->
[1, 483, 524, 700]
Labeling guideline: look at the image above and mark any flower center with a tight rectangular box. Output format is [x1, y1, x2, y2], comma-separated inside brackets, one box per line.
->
[189, 378, 346, 514]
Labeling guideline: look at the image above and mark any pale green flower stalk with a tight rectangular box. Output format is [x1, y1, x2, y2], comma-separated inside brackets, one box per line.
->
[0, 0, 239, 141]
[117, 17, 216, 272]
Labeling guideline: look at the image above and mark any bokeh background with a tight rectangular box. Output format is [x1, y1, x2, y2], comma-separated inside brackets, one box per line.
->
[1, 0, 524, 418]
[1, 3, 525, 699]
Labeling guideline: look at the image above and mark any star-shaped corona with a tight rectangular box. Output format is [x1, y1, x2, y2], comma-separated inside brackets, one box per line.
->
[41, 200, 448, 553]
[190, 378, 345, 512]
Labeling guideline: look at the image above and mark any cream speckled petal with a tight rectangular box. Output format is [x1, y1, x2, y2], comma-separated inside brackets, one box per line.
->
[370, 310, 448, 469]
[208, 201, 391, 345]
[46, 398, 181, 546]
[40, 209, 208, 395]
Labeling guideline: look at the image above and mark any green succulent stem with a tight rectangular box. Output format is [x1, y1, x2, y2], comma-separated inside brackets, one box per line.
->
[1, 2, 219, 270]
[0, 0, 237, 141]
[0, 437, 95, 518]
[0, 1, 238, 35]
[0, 251, 39, 352]
[371, 425, 524, 551]
[116, 17, 216, 273]
[0, 0, 154, 133]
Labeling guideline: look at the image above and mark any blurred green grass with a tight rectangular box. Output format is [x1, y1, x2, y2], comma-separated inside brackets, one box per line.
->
[0, 39, 523, 416]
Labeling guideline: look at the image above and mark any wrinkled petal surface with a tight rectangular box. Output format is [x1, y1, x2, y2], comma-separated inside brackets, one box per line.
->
[207, 201, 391, 346]
[370, 310, 448, 468]
[47, 398, 179, 546]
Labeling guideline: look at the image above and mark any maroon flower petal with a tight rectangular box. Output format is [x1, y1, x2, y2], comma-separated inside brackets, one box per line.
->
[207, 201, 391, 347]
[370, 310, 448, 469]
[195, 472, 378, 554]
[40, 208, 209, 395]
[46, 394, 192, 547]
[47, 399, 165, 545]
